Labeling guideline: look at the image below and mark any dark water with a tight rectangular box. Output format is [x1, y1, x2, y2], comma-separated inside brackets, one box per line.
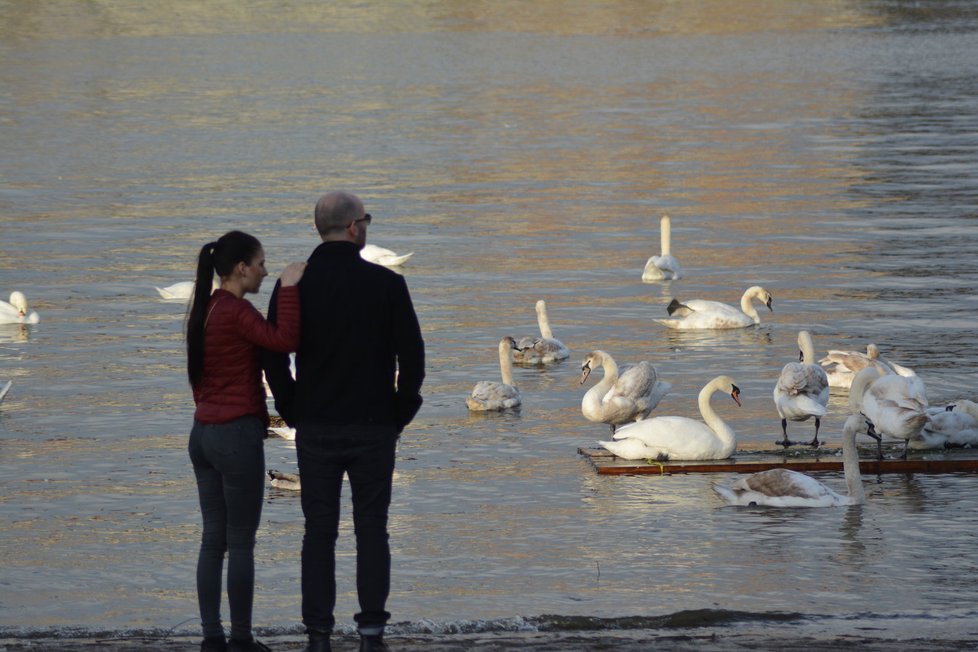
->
[2, 0, 978, 644]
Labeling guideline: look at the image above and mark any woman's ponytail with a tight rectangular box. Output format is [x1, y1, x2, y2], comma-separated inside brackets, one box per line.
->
[185, 242, 218, 388]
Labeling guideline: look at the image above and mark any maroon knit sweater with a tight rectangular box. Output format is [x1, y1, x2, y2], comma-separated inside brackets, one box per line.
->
[192, 286, 299, 425]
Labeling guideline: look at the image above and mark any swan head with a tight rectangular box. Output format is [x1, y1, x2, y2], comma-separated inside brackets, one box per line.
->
[579, 350, 605, 385]
[500, 336, 521, 352]
[730, 383, 742, 406]
[866, 343, 880, 359]
[712, 375, 742, 406]
[9, 291, 29, 316]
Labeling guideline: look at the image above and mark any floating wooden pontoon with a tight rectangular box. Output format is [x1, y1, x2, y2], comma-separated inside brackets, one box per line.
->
[578, 443, 978, 476]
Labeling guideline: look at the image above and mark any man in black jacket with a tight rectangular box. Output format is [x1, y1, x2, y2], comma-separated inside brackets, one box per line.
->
[265, 191, 425, 652]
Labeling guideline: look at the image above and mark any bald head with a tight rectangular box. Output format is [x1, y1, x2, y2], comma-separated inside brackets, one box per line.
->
[314, 192, 364, 239]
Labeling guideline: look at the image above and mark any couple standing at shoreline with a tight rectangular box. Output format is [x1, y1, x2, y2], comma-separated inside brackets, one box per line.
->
[185, 192, 426, 652]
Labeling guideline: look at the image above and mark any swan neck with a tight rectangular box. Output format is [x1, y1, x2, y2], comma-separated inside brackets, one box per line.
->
[536, 302, 554, 339]
[584, 354, 617, 406]
[698, 379, 733, 444]
[842, 419, 866, 503]
[499, 342, 515, 386]
[741, 291, 760, 323]
[799, 332, 816, 364]
[660, 216, 671, 256]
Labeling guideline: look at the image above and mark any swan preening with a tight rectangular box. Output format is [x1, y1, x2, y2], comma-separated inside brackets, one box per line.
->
[466, 336, 522, 411]
[514, 300, 570, 364]
[641, 215, 682, 282]
[773, 331, 829, 447]
[0, 292, 40, 325]
[850, 367, 929, 460]
[598, 375, 740, 461]
[155, 280, 219, 301]
[713, 414, 877, 508]
[360, 244, 413, 267]
[580, 350, 671, 433]
[912, 400, 978, 450]
[0, 380, 11, 405]
[819, 343, 916, 389]
[654, 286, 773, 330]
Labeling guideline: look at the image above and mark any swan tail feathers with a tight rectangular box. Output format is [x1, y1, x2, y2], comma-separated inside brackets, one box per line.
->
[666, 299, 691, 316]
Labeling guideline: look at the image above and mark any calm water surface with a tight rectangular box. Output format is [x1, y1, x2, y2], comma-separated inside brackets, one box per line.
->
[2, 0, 978, 642]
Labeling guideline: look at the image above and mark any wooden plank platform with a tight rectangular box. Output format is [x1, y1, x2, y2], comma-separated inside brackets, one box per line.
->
[578, 446, 978, 476]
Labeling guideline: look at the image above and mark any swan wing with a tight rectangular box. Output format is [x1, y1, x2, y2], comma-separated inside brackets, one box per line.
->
[642, 255, 682, 281]
[467, 381, 521, 411]
[657, 300, 752, 329]
[714, 470, 846, 507]
[598, 437, 657, 460]
[610, 362, 658, 402]
[513, 337, 569, 363]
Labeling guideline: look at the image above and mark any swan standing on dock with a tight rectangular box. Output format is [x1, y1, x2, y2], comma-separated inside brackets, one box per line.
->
[514, 299, 570, 364]
[360, 244, 413, 267]
[912, 400, 978, 449]
[819, 343, 915, 389]
[0, 291, 40, 325]
[467, 336, 522, 411]
[654, 286, 773, 330]
[580, 350, 671, 433]
[598, 375, 741, 461]
[712, 414, 878, 507]
[850, 367, 929, 460]
[641, 215, 682, 282]
[773, 330, 830, 447]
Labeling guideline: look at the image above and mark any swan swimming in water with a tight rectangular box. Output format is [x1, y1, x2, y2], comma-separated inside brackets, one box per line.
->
[850, 366, 929, 460]
[599, 375, 740, 461]
[773, 330, 829, 447]
[268, 469, 301, 491]
[0, 380, 11, 405]
[654, 286, 773, 330]
[580, 350, 671, 433]
[514, 300, 570, 364]
[712, 414, 878, 508]
[155, 280, 219, 301]
[641, 215, 682, 282]
[467, 336, 522, 411]
[0, 292, 40, 325]
[819, 343, 916, 389]
[360, 244, 413, 267]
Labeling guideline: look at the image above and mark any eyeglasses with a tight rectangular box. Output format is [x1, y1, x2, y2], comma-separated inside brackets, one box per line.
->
[350, 213, 372, 228]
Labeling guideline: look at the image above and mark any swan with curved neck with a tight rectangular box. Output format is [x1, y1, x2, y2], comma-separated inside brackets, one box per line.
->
[654, 286, 773, 330]
[819, 343, 914, 389]
[713, 414, 877, 507]
[0, 291, 40, 325]
[641, 215, 682, 282]
[467, 336, 522, 411]
[580, 350, 671, 432]
[598, 375, 740, 460]
[773, 330, 830, 447]
[850, 366, 928, 460]
[514, 300, 570, 364]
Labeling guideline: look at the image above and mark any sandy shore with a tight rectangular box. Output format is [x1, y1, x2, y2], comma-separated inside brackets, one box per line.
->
[4, 631, 978, 651]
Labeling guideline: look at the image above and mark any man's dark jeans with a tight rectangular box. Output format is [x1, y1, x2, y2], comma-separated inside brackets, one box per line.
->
[296, 424, 398, 635]
[189, 416, 266, 642]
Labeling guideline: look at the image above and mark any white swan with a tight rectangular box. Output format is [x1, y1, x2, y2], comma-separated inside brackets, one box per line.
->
[912, 400, 978, 450]
[155, 280, 218, 301]
[0, 380, 11, 405]
[712, 414, 876, 507]
[641, 215, 682, 282]
[0, 292, 40, 325]
[773, 330, 830, 447]
[466, 336, 522, 411]
[599, 375, 741, 461]
[360, 244, 413, 267]
[654, 286, 773, 330]
[851, 367, 929, 460]
[819, 343, 916, 389]
[268, 469, 301, 491]
[514, 300, 570, 364]
[580, 350, 671, 433]
[268, 426, 296, 441]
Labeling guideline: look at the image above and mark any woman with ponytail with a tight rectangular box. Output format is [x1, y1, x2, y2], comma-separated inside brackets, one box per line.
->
[186, 230, 305, 652]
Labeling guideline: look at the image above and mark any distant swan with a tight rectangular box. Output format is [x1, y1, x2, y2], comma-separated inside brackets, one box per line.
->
[641, 215, 682, 282]
[268, 469, 301, 491]
[599, 375, 741, 461]
[0, 380, 11, 405]
[773, 330, 829, 447]
[819, 343, 915, 389]
[580, 350, 671, 433]
[0, 291, 40, 325]
[514, 300, 570, 364]
[851, 367, 929, 460]
[654, 286, 773, 330]
[155, 280, 218, 301]
[712, 414, 877, 507]
[466, 336, 522, 411]
[360, 244, 413, 267]
[268, 426, 296, 441]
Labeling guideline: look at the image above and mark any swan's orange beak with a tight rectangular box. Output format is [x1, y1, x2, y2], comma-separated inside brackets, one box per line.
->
[730, 386, 742, 406]
[580, 362, 592, 385]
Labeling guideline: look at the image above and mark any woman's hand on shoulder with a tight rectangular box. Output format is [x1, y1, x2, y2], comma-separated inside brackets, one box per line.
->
[280, 262, 307, 287]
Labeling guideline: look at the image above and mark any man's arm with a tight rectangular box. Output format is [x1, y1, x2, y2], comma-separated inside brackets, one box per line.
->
[391, 276, 425, 431]
[262, 279, 298, 426]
